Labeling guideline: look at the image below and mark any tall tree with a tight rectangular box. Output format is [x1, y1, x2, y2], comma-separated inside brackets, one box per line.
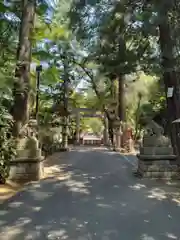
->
[12, 0, 36, 137]
[157, 1, 180, 155]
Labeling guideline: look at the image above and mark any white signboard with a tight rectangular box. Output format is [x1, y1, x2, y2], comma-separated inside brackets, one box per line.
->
[167, 87, 174, 98]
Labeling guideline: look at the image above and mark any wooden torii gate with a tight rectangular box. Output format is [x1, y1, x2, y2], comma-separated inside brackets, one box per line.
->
[70, 108, 109, 145]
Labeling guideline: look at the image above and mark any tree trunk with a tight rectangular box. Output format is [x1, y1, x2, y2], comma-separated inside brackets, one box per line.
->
[134, 93, 142, 141]
[107, 117, 114, 146]
[117, 76, 126, 149]
[158, 3, 180, 157]
[103, 114, 109, 145]
[61, 56, 69, 150]
[12, 0, 36, 137]
[118, 76, 125, 122]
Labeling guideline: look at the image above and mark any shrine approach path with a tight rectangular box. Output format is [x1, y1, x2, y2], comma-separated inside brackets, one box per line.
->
[1, 146, 180, 240]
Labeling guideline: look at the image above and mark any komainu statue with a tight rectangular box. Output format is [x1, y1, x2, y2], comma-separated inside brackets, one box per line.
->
[142, 119, 171, 148]
[9, 119, 44, 182]
[16, 119, 40, 158]
[135, 117, 179, 179]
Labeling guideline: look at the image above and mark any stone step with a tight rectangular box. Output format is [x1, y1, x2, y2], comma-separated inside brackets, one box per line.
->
[138, 164, 179, 172]
[140, 147, 173, 155]
[137, 167, 180, 178]
[137, 154, 176, 160]
[141, 171, 180, 179]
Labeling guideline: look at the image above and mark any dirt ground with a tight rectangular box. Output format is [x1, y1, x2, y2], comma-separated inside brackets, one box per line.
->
[0, 152, 68, 203]
[0, 181, 22, 202]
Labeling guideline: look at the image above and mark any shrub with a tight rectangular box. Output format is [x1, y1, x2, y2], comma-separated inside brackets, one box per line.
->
[0, 103, 16, 183]
[39, 127, 62, 157]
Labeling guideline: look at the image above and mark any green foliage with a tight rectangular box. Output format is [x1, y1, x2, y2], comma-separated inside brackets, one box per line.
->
[0, 0, 179, 162]
[39, 127, 62, 156]
[67, 0, 180, 135]
[0, 101, 16, 182]
[84, 118, 103, 135]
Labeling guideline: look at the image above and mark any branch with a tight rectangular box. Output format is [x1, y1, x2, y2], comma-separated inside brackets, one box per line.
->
[71, 58, 113, 121]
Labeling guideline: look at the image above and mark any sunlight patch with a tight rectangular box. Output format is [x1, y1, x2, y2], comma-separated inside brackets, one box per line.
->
[147, 188, 167, 200]
[144, 219, 150, 223]
[172, 197, 180, 206]
[8, 201, 23, 208]
[1, 227, 23, 240]
[96, 195, 104, 200]
[129, 184, 146, 190]
[140, 234, 156, 240]
[0, 210, 8, 216]
[47, 230, 67, 239]
[32, 206, 42, 212]
[64, 179, 90, 195]
[14, 217, 31, 226]
[77, 149, 91, 152]
[121, 202, 127, 207]
[29, 190, 53, 200]
[97, 203, 113, 209]
[165, 233, 178, 239]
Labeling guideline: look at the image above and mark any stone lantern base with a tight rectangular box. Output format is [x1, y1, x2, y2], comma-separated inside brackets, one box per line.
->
[8, 155, 44, 182]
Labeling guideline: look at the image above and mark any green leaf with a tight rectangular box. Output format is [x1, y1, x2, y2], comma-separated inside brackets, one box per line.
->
[33, 50, 52, 60]
[36, 3, 49, 16]
[0, 3, 9, 13]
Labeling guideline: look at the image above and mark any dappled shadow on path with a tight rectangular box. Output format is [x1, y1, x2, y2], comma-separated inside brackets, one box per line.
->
[1, 147, 180, 239]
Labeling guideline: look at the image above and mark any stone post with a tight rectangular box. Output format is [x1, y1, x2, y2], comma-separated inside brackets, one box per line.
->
[115, 128, 122, 151]
[112, 119, 121, 151]
[103, 115, 109, 146]
[75, 112, 80, 145]
[128, 138, 134, 152]
[113, 129, 116, 151]
[123, 126, 134, 152]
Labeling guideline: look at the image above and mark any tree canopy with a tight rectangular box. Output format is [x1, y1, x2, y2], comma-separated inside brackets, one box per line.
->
[1, 0, 180, 180]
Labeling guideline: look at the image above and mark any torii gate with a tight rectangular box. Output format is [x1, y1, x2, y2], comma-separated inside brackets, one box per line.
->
[70, 108, 109, 145]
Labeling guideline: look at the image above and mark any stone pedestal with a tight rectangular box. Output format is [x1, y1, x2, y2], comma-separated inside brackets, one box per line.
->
[9, 157, 44, 182]
[8, 149, 44, 182]
[137, 153, 180, 179]
[136, 135, 180, 179]
[8, 120, 44, 182]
